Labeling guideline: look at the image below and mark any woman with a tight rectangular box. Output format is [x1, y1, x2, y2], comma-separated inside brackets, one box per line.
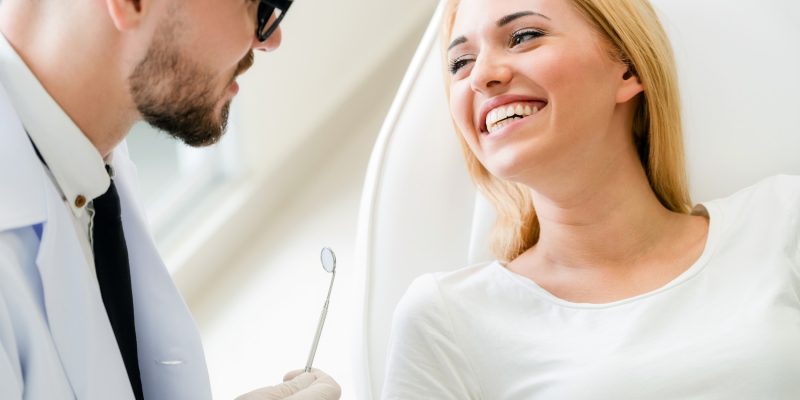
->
[381, 0, 800, 398]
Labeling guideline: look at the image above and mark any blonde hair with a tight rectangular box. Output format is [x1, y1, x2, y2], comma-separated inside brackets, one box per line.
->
[442, 0, 691, 262]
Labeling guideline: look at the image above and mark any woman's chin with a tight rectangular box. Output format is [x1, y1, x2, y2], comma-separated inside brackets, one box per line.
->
[483, 153, 538, 184]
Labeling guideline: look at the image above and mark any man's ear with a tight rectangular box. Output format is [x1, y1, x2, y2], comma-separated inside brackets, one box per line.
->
[616, 64, 643, 104]
[105, 0, 147, 31]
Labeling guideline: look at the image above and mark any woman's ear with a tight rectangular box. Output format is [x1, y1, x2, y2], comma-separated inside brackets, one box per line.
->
[105, 0, 147, 31]
[617, 65, 644, 103]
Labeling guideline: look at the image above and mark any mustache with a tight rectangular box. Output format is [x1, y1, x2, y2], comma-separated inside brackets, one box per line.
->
[232, 51, 255, 81]
[223, 51, 254, 94]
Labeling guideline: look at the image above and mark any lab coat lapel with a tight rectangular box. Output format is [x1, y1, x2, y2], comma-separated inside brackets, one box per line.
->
[111, 144, 213, 400]
[35, 191, 136, 400]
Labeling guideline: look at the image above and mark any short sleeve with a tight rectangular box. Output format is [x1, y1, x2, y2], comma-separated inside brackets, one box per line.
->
[381, 274, 482, 400]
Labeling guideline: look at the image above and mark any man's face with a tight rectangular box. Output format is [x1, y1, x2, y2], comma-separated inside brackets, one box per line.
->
[128, 1, 281, 147]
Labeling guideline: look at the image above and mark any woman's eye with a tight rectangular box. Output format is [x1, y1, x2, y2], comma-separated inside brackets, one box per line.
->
[449, 56, 474, 75]
[510, 29, 544, 47]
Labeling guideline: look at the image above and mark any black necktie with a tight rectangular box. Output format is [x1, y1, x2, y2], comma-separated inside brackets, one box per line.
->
[92, 165, 145, 400]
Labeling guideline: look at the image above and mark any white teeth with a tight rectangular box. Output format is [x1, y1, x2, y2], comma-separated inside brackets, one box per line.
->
[485, 102, 544, 134]
[488, 116, 523, 134]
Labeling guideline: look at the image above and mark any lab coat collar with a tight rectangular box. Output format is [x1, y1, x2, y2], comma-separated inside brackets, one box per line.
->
[0, 32, 109, 218]
[0, 84, 46, 230]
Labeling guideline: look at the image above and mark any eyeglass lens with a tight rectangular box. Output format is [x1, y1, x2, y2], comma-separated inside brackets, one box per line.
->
[257, 1, 285, 41]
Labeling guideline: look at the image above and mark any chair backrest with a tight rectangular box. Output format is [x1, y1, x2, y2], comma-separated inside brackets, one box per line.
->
[353, 1, 800, 398]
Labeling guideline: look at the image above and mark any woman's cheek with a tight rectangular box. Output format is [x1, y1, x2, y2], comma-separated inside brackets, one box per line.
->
[450, 92, 470, 136]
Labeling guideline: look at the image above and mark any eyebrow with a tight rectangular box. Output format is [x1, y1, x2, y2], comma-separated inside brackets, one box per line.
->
[447, 11, 551, 51]
[448, 36, 468, 51]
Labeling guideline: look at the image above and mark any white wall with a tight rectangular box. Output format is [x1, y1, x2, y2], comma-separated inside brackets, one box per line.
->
[236, 0, 437, 177]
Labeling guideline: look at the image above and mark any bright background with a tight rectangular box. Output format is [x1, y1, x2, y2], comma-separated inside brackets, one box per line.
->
[126, 1, 437, 398]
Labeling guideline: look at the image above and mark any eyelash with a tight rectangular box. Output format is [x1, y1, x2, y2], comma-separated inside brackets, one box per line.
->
[448, 28, 546, 75]
[449, 56, 474, 75]
[509, 28, 545, 47]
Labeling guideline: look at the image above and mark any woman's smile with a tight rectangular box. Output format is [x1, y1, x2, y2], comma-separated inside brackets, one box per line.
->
[482, 103, 547, 141]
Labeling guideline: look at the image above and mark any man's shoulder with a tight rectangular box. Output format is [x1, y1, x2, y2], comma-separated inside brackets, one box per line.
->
[0, 85, 49, 231]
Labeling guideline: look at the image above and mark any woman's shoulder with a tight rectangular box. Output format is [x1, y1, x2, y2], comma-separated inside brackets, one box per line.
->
[763, 174, 800, 210]
[702, 174, 800, 218]
[395, 261, 501, 320]
[402, 261, 498, 301]
[742, 174, 800, 207]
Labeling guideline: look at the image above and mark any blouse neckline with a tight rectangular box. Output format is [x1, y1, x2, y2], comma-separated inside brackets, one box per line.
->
[492, 202, 724, 310]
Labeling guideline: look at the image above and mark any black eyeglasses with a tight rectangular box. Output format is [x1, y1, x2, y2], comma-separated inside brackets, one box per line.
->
[256, 0, 292, 42]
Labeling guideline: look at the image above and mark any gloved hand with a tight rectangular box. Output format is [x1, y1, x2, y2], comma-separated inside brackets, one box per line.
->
[235, 369, 341, 400]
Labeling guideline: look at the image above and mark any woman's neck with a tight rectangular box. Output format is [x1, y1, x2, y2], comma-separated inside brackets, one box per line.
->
[527, 147, 678, 271]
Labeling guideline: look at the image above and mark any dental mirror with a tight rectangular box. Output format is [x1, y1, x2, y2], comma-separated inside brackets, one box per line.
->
[305, 247, 337, 372]
[321, 247, 336, 273]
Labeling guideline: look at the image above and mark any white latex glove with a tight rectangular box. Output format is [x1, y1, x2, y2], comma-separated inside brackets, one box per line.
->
[235, 369, 341, 400]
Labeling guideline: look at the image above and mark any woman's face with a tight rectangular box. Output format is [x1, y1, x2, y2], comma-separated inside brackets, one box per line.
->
[447, 0, 642, 184]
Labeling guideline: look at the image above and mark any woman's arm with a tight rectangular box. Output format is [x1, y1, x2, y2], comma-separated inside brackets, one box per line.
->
[381, 274, 482, 400]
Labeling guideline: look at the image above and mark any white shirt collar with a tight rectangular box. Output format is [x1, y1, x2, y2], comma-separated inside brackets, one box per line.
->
[0, 32, 109, 217]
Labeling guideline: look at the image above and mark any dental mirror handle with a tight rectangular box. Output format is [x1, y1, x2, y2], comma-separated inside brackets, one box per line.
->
[304, 299, 329, 372]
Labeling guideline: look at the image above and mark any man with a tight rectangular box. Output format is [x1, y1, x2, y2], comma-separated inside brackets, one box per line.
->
[0, 0, 341, 398]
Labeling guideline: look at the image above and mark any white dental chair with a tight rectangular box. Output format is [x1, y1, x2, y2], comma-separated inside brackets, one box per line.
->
[353, 1, 800, 399]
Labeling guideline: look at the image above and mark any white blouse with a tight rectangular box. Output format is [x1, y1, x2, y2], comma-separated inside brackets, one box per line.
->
[382, 175, 800, 399]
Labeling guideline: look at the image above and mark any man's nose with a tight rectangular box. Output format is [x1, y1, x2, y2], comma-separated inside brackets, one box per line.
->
[253, 26, 282, 52]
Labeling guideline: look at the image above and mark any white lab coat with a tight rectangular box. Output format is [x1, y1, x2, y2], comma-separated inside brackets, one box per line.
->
[0, 84, 213, 398]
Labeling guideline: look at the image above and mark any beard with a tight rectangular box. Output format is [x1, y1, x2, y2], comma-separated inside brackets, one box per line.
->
[128, 19, 254, 147]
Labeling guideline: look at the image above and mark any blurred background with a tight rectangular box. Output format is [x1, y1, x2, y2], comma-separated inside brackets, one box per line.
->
[126, 0, 437, 398]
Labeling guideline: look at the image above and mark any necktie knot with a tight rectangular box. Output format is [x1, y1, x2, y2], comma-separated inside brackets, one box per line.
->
[93, 176, 121, 222]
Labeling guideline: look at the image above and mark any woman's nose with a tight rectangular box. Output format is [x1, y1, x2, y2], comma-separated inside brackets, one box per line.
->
[469, 53, 512, 94]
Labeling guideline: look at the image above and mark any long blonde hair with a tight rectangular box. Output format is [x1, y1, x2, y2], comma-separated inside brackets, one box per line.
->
[441, 0, 691, 262]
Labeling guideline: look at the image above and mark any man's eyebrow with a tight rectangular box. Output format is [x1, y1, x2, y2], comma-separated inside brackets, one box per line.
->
[448, 11, 550, 51]
[498, 11, 550, 27]
[448, 36, 468, 51]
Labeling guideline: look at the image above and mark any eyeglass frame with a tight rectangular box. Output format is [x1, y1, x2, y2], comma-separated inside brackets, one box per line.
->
[256, 0, 292, 42]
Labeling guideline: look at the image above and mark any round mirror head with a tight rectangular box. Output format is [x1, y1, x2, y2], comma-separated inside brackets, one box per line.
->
[320, 247, 336, 273]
